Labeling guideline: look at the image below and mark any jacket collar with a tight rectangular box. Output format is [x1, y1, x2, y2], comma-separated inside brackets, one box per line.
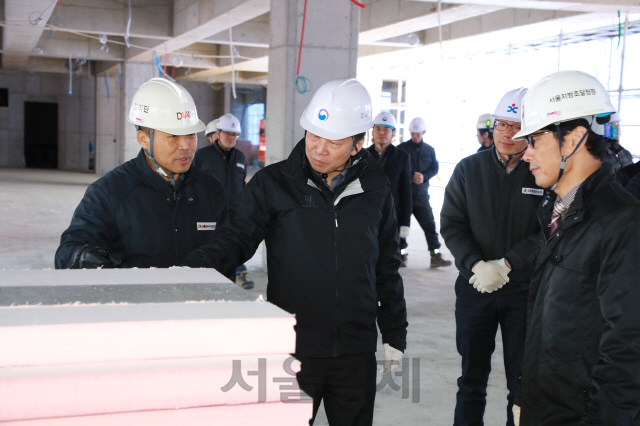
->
[538, 163, 615, 241]
[134, 148, 192, 193]
[281, 138, 386, 196]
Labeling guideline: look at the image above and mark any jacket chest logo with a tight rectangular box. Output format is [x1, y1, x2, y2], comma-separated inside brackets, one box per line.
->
[197, 222, 216, 230]
[522, 188, 544, 196]
[303, 195, 317, 208]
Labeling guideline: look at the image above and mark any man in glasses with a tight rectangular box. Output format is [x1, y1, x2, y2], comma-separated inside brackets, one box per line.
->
[193, 113, 254, 289]
[441, 88, 543, 426]
[511, 71, 640, 426]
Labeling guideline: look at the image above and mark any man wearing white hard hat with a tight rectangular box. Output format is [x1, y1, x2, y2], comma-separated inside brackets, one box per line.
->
[398, 117, 452, 268]
[366, 112, 412, 267]
[55, 78, 226, 269]
[203, 118, 220, 144]
[183, 78, 408, 426]
[441, 87, 542, 426]
[507, 71, 640, 426]
[601, 111, 633, 172]
[193, 113, 253, 289]
[476, 113, 494, 152]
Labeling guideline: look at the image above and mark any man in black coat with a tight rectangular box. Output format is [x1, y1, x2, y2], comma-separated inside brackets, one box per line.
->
[366, 112, 412, 267]
[512, 70, 640, 426]
[193, 113, 253, 289]
[183, 79, 408, 426]
[441, 87, 539, 426]
[398, 117, 452, 268]
[55, 78, 226, 269]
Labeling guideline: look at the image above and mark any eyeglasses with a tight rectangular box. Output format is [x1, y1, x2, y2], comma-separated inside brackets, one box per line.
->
[524, 130, 554, 148]
[494, 120, 522, 133]
[221, 131, 240, 138]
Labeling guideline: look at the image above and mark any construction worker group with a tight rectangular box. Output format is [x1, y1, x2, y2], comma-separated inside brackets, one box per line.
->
[56, 70, 640, 426]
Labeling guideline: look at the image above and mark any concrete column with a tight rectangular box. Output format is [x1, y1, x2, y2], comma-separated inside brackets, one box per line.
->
[265, 0, 360, 165]
[119, 62, 156, 162]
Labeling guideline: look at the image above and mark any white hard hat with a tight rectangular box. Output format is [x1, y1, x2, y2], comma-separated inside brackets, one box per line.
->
[300, 78, 373, 140]
[476, 113, 494, 130]
[373, 112, 397, 130]
[513, 71, 615, 140]
[127, 77, 205, 135]
[218, 113, 242, 133]
[408, 117, 426, 133]
[493, 88, 527, 123]
[205, 119, 220, 136]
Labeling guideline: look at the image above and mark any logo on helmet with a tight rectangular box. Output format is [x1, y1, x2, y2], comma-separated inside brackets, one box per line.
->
[382, 117, 387, 122]
[176, 110, 193, 120]
[318, 109, 329, 121]
[231, 122, 236, 128]
[507, 104, 518, 114]
[547, 111, 562, 118]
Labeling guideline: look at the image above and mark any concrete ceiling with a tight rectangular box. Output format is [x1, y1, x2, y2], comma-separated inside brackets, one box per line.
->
[1, 0, 638, 83]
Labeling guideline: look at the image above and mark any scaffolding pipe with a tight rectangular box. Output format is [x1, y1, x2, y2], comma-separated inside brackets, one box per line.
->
[617, 14, 629, 113]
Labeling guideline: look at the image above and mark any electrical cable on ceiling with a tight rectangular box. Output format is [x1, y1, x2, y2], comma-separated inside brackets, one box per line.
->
[45, 30, 53, 41]
[617, 13, 629, 113]
[125, 0, 132, 48]
[437, 0, 444, 61]
[68, 53, 73, 96]
[105, 72, 110, 103]
[164, 44, 168, 77]
[29, 0, 57, 25]
[295, 0, 311, 94]
[229, 14, 237, 99]
[153, 51, 176, 82]
[617, 11, 622, 48]
[557, 30, 563, 72]
[118, 64, 122, 87]
[350, 0, 366, 8]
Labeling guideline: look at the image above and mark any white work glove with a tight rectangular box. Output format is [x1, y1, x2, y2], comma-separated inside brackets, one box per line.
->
[379, 343, 403, 376]
[399, 226, 410, 239]
[469, 259, 510, 293]
[513, 404, 521, 426]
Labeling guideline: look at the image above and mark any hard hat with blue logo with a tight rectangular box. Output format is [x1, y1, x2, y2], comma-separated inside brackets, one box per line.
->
[299, 78, 373, 140]
[217, 113, 242, 134]
[493, 88, 527, 123]
[373, 112, 397, 130]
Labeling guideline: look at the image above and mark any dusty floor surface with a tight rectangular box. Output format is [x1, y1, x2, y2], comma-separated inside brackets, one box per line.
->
[0, 168, 510, 426]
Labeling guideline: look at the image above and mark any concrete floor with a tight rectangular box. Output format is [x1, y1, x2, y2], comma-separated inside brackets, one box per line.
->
[0, 168, 509, 426]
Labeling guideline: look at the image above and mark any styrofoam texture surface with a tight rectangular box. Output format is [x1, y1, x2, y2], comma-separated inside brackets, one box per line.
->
[0, 303, 296, 367]
[0, 268, 230, 287]
[0, 354, 303, 421]
[0, 401, 313, 426]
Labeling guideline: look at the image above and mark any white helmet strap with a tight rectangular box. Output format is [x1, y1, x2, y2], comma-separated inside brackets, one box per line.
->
[550, 117, 592, 190]
[143, 128, 177, 187]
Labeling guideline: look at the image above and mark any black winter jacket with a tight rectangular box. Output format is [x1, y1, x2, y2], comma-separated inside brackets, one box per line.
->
[397, 139, 439, 195]
[55, 149, 227, 268]
[603, 143, 633, 172]
[193, 142, 247, 207]
[366, 144, 412, 228]
[183, 139, 408, 358]
[513, 165, 640, 426]
[440, 148, 542, 294]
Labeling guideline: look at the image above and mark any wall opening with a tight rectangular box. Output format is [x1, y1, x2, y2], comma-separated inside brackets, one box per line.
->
[24, 102, 58, 169]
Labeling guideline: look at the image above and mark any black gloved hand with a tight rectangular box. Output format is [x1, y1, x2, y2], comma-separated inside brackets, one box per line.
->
[69, 245, 121, 269]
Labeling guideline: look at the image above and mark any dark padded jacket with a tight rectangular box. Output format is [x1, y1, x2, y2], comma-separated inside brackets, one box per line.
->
[603, 144, 633, 172]
[440, 148, 542, 294]
[55, 149, 227, 269]
[366, 144, 412, 228]
[183, 139, 408, 358]
[397, 139, 439, 195]
[193, 142, 247, 207]
[513, 165, 640, 426]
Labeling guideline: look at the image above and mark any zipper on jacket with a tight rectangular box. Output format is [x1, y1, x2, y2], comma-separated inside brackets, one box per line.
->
[333, 208, 340, 357]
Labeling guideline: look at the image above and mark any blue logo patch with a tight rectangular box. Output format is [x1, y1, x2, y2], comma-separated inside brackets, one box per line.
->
[507, 104, 518, 114]
[382, 117, 387, 121]
[318, 109, 329, 121]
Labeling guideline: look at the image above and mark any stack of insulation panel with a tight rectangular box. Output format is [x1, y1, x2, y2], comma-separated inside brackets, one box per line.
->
[0, 269, 310, 425]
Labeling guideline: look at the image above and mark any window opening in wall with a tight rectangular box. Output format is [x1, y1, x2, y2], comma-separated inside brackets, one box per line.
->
[246, 103, 265, 146]
[381, 80, 407, 143]
[24, 102, 58, 169]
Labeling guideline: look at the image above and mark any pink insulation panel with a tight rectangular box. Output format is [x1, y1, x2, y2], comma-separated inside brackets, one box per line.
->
[0, 401, 313, 426]
[0, 355, 304, 421]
